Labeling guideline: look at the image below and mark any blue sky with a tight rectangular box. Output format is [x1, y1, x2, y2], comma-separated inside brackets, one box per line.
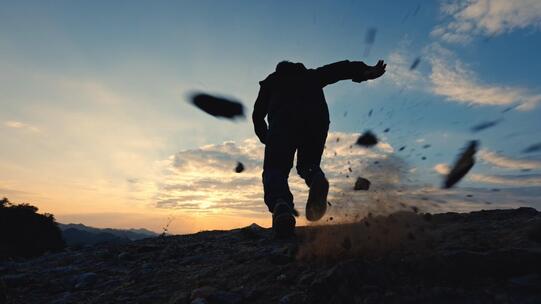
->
[1, 0, 541, 233]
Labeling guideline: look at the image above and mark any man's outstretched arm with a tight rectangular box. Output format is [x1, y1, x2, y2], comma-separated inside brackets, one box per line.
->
[315, 59, 386, 87]
[252, 85, 270, 144]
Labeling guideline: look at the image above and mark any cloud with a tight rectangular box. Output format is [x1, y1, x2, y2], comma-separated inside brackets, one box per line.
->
[434, 163, 451, 175]
[385, 15, 541, 111]
[469, 173, 541, 186]
[157, 137, 273, 214]
[385, 42, 426, 89]
[385, 32, 541, 111]
[478, 149, 541, 170]
[151, 132, 541, 225]
[433, 0, 541, 43]
[3, 121, 40, 133]
[427, 44, 541, 110]
[156, 132, 401, 215]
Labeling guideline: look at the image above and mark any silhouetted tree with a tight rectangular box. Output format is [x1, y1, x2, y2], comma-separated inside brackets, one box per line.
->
[0, 197, 10, 208]
[0, 198, 65, 259]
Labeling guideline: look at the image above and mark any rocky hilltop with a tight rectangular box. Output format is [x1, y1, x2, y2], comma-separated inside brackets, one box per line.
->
[1, 208, 541, 304]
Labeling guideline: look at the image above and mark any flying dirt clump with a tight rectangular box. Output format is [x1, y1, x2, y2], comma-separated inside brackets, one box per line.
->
[353, 177, 371, 191]
[470, 119, 502, 133]
[363, 27, 377, 56]
[522, 142, 541, 154]
[443, 140, 479, 189]
[409, 57, 421, 70]
[355, 130, 378, 147]
[234, 161, 245, 173]
[189, 92, 245, 119]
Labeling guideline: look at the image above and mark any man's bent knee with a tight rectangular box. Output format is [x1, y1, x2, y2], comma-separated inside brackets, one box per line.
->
[296, 165, 324, 186]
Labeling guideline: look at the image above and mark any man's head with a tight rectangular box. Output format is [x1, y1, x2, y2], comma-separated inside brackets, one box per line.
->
[275, 61, 306, 74]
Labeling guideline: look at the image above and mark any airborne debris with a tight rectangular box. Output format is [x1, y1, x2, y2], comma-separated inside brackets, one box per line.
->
[443, 140, 479, 189]
[413, 4, 421, 16]
[522, 142, 541, 154]
[409, 57, 421, 70]
[384, 128, 390, 133]
[234, 162, 245, 173]
[470, 119, 502, 133]
[190, 93, 245, 119]
[365, 27, 377, 44]
[368, 109, 373, 117]
[363, 28, 377, 56]
[422, 144, 431, 149]
[399, 146, 406, 151]
[502, 106, 516, 113]
[354, 177, 371, 191]
[402, 4, 421, 23]
[356, 131, 378, 147]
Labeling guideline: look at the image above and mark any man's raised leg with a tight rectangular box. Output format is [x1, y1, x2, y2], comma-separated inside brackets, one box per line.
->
[297, 124, 329, 221]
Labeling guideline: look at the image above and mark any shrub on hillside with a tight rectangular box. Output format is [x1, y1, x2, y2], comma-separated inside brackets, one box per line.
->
[0, 197, 65, 259]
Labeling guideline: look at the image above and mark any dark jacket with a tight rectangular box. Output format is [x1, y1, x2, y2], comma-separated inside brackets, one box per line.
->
[252, 60, 371, 143]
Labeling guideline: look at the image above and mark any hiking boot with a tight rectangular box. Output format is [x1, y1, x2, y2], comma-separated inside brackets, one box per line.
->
[306, 171, 328, 221]
[272, 200, 296, 238]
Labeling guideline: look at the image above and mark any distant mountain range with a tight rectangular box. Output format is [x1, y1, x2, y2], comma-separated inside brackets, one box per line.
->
[58, 223, 158, 247]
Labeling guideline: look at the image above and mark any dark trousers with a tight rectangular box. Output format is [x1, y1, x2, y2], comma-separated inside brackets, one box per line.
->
[262, 122, 329, 212]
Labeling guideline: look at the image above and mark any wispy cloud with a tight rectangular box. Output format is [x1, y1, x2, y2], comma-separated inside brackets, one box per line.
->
[433, 0, 541, 43]
[385, 3, 541, 111]
[427, 43, 541, 110]
[470, 173, 541, 186]
[385, 41, 426, 89]
[3, 121, 41, 133]
[479, 149, 541, 170]
[384, 40, 541, 111]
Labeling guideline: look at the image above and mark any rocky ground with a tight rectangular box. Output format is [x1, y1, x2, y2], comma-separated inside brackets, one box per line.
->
[1, 207, 541, 304]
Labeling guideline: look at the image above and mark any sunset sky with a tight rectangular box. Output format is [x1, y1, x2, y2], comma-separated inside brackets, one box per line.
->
[1, 0, 541, 234]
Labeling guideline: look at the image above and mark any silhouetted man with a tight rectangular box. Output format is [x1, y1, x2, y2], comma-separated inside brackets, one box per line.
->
[253, 59, 386, 237]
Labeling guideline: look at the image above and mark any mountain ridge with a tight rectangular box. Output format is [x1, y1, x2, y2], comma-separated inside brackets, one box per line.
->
[58, 223, 158, 247]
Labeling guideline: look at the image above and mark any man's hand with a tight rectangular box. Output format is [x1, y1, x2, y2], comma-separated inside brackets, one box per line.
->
[353, 59, 386, 82]
[364, 60, 386, 80]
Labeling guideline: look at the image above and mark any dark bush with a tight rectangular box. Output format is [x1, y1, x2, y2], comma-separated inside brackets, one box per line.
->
[0, 197, 65, 259]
